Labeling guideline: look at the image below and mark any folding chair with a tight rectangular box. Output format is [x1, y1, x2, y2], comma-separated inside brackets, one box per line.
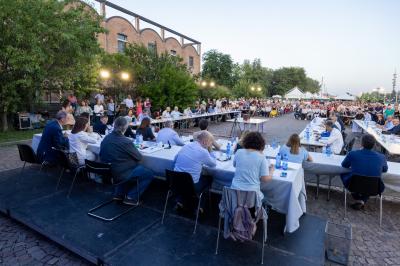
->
[52, 147, 85, 197]
[17, 144, 40, 174]
[215, 187, 268, 264]
[86, 160, 139, 221]
[344, 175, 384, 227]
[161, 169, 208, 234]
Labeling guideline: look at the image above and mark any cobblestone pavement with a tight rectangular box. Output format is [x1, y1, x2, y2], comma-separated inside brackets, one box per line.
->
[1, 114, 400, 265]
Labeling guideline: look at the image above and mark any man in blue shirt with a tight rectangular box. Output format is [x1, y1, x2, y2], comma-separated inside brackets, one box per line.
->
[156, 120, 185, 146]
[341, 134, 388, 210]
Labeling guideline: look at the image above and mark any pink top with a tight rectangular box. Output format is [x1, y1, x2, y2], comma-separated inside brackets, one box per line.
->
[136, 102, 143, 116]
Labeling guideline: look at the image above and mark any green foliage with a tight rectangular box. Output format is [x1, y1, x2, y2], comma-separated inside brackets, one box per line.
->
[199, 86, 232, 100]
[0, 0, 104, 130]
[202, 50, 236, 88]
[123, 44, 198, 111]
[358, 92, 387, 102]
[268, 67, 320, 96]
[232, 79, 264, 98]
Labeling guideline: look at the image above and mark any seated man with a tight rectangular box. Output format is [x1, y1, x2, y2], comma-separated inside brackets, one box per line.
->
[173, 131, 216, 210]
[341, 134, 388, 210]
[37, 111, 69, 164]
[320, 120, 343, 154]
[382, 118, 400, 135]
[156, 120, 185, 146]
[194, 119, 221, 150]
[93, 115, 108, 135]
[100, 117, 154, 205]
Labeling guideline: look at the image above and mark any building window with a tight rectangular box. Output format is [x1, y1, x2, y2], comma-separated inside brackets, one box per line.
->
[148, 42, 157, 54]
[117, 33, 127, 53]
[188, 56, 194, 68]
[170, 50, 177, 56]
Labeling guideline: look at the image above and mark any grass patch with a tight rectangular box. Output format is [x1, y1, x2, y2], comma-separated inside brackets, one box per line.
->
[0, 128, 43, 144]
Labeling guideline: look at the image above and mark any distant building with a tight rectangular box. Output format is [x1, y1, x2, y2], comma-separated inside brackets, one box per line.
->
[96, 1, 201, 74]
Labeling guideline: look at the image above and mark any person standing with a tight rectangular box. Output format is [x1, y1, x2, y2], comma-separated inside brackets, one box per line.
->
[136, 97, 143, 117]
[124, 95, 134, 109]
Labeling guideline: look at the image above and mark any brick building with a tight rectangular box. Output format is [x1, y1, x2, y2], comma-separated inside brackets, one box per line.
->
[96, 0, 201, 74]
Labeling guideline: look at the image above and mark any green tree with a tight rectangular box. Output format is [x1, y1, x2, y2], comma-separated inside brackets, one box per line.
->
[239, 59, 273, 96]
[202, 50, 235, 88]
[270, 67, 308, 96]
[305, 77, 321, 93]
[198, 86, 232, 100]
[0, 0, 104, 131]
[124, 44, 198, 111]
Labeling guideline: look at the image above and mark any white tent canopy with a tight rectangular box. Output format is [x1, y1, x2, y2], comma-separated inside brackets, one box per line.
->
[335, 93, 355, 101]
[284, 87, 305, 99]
[272, 95, 282, 98]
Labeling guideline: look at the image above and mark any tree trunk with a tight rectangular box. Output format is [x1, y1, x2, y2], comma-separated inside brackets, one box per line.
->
[1, 112, 8, 132]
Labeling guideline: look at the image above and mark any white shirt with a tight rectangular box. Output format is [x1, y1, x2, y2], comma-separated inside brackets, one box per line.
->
[69, 132, 98, 165]
[162, 110, 171, 118]
[334, 121, 342, 131]
[124, 98, 134, 109]
[94, 104, 104, 116]
[320, 128, 343, 154]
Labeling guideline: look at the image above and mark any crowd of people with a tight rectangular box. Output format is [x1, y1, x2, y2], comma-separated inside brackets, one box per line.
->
[35, 94, 397, 213]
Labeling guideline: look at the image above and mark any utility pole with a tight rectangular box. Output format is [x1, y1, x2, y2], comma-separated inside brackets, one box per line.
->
[393, 69, 397, 103]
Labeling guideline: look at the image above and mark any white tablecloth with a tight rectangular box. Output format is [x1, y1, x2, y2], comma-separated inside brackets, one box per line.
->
[32, 134, 306, 233]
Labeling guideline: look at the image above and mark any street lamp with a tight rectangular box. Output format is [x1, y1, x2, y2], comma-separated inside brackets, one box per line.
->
[201, 81, 207, 87]
[250, 86, 255, 91]
[100, 69, 110, 79]
[209, 81, 215, 87]
[121, 72, 130, 81]
[257, 87, 262, 92]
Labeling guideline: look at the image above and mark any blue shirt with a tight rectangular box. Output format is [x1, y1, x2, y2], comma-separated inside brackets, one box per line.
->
[156, 128, 185, 146]
[279, 145, 309, 164]
[174, 141, 216, 183]
[341, 149, 388, 186]
[231, 149, 269, 200]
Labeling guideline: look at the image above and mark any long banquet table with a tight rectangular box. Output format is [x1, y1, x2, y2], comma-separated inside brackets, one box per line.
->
[32, 134, 306, 233]
[352, 120, 400, 156]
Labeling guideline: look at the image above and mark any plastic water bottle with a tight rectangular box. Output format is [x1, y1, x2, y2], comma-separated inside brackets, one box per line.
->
[139, 134, 143, 144]
[135, 133, 140, 147]
[305, 126, 311, 141]
[226, 142, 231, 159]
[275, 153, 282, 169]
[282, 154, 288, 171]
[326, 145, 332, 157]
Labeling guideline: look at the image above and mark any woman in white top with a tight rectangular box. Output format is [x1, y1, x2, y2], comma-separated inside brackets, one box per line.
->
[69, 116, 98, 165]
[94, 99, 104, 117]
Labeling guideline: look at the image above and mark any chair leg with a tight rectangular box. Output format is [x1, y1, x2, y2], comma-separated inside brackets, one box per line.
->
[161, 190, 171, 225]
[136, 179, 140, 204]
[56, 168, 65, 191]
[379, 195, 382, 227]
[215, 216, 222, 255]
[20, 162, 26, 175]
[261, 220, 265, 265]
[67, 168, 83, 197]
[344, 189, 347, 218]
[193, 193, 203, 234]
[327, 175, 332, 201]
[315, 175, 320, 199]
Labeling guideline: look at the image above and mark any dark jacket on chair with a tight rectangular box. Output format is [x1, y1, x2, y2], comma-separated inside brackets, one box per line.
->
[99, 131, 142, 181]
[36, 120, 69, 164]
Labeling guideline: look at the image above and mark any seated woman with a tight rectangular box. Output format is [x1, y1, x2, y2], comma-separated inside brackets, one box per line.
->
[68, 116, 97, 165]
[136, 117, 155, 141]
[231, 132, 274, 201]
[125, 109, 137, 124]
[279, 134, 312, 163]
